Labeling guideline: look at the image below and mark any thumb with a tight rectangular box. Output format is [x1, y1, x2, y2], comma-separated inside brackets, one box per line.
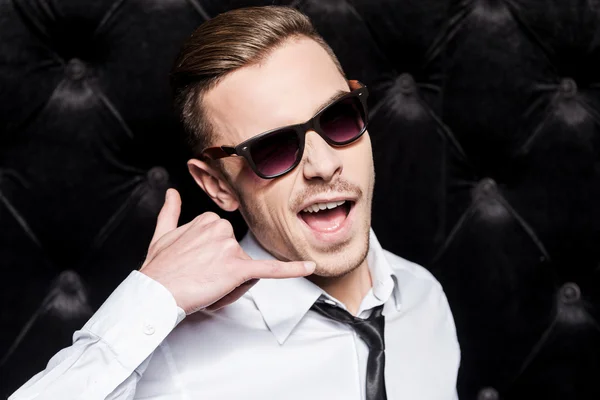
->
[243, 259, 316, 280]
[150, 188, 181, 246]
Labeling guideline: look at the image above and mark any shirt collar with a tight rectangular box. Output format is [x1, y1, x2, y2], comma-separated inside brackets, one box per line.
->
[242, 229, 401, 345]
[365, 229, 402, 311]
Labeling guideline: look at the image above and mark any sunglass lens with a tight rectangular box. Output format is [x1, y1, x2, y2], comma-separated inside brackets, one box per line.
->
[320, 96, 365, 144]
[250, 129, 300, 177]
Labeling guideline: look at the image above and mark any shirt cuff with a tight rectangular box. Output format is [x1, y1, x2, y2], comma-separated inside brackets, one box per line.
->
[81, 270, 184, 370]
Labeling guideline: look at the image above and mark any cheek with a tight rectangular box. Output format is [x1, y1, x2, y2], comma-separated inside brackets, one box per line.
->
[237, 161, 264, 184]
[360, 133, 374, 167]
[344, 140, 373, 179]
[238, 172, 296, 221]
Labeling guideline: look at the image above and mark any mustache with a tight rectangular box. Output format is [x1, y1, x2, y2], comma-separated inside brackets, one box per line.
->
[291, 179, 363, 211]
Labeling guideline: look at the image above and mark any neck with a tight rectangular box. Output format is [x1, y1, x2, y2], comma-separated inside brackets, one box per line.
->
[308, 259, 372, 315]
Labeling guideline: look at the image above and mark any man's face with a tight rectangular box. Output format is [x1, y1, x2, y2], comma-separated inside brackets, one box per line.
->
[202, 37, 375, 277]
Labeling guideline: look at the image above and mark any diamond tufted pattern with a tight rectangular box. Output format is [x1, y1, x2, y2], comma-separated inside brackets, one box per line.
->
[1, 0, 600, 399]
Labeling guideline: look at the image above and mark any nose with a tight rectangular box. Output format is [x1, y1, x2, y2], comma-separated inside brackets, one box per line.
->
[302, 131, 343, 182]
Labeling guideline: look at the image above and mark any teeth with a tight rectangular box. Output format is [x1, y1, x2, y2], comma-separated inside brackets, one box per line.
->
[302, 200, 346, 213]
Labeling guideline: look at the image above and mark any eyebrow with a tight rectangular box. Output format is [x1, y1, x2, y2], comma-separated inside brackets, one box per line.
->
[235, 89, 351, 145]
[313, 89, 349, 115]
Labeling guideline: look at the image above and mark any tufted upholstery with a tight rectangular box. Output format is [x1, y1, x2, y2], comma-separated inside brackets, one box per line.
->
[2, 0, 600, 398]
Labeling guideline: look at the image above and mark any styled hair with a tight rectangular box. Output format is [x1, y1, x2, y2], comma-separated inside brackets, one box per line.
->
[170, 6, 345, 155]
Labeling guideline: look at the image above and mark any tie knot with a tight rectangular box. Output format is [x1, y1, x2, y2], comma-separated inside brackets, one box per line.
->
[311, 301, 386, 350]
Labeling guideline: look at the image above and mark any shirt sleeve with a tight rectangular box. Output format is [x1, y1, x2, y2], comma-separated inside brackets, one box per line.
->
[438, 284, 461, 400]
[9, 271, 186, 400]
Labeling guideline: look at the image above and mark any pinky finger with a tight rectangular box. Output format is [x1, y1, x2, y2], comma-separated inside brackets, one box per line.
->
[206, 279, 259, 311]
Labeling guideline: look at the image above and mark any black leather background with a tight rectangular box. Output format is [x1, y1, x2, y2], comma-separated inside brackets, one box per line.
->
[2, 1, 600, 399]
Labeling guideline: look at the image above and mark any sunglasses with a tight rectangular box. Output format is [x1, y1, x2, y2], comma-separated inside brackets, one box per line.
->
[200, 80, 369, 179]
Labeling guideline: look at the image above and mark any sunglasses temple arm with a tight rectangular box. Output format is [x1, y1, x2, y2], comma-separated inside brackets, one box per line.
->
[201, 146, 236, 160]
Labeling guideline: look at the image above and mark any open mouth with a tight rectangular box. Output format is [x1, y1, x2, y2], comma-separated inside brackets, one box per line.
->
[298, 200, 354, 233]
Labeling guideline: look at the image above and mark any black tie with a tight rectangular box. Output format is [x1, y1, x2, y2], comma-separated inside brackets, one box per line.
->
[311, 301, 387, 400]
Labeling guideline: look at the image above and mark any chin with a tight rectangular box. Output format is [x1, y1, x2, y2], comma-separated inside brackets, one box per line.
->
[307, 233, 370, 278]
[313, 265, 358, 278]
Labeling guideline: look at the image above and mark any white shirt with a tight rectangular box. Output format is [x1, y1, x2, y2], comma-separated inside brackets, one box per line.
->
[10, 229, 460, 400]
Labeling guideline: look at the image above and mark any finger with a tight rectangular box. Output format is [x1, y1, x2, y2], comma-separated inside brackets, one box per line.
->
[150, 188, 181, 246]
[206, 279, 259, 311]
[147, 211, 224, 262]
[174, 210, 223, 237]
[202, 217, 235, 239]
[156, 211, 223, 249]
[164, 211, 221, 240]
[192, 211, 221, 227]
[242, 259, 316, 280]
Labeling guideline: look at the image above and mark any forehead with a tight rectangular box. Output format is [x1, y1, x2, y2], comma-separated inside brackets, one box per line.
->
[203, 37, 348, 145]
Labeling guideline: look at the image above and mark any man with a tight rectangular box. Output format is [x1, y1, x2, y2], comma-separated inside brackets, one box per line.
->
[11, 6, 459, 400]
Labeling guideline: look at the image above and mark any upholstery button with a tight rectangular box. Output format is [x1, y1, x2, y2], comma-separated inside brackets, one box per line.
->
[473, 179, 505, 220]
[479, 177, 497, 194]
[66, 58, 86, 80]
[143, 323, 156, 335]
[147, 166, 169, 185]
[559, 77, 577, 97]
[58, 270, 82, 295]
[478, 387, 499, 400]
[397, 73, 415, 94]
[560, 282, 581, 303]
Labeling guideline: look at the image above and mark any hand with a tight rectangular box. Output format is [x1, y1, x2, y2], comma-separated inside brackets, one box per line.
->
[140, 189, 315, 314]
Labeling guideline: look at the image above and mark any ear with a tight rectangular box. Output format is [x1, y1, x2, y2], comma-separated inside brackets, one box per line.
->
[187, 158, 240, 212]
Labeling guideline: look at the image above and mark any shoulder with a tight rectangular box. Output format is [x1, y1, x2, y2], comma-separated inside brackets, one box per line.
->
[380, 249, 461, 379]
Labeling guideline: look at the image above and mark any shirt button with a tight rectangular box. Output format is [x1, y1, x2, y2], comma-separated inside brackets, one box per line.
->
[143, 323, 155, 335]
